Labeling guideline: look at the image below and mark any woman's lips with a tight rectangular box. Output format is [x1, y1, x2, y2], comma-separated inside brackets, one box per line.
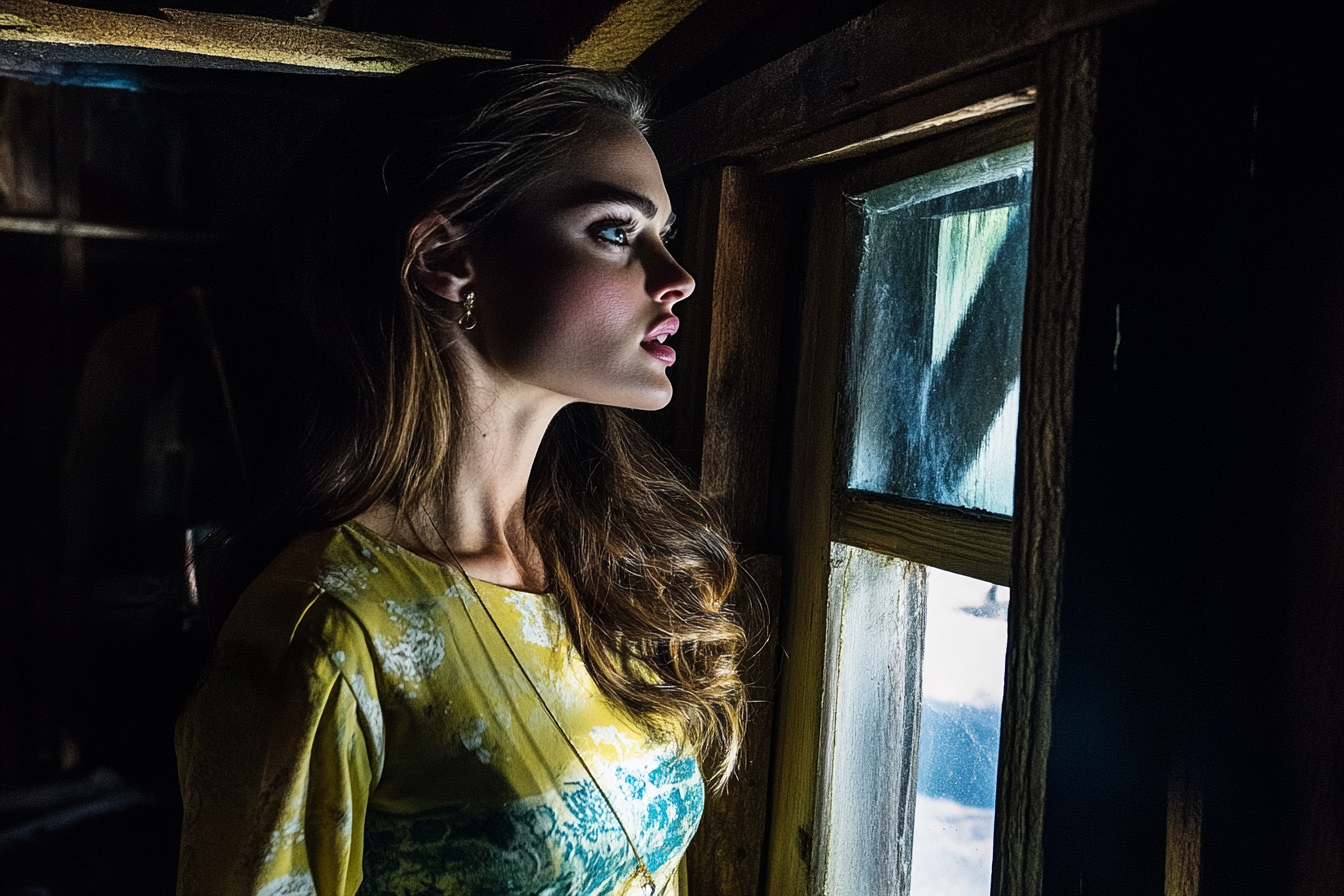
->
[642, 315, 679, 364]
[641, 340, 676, 364]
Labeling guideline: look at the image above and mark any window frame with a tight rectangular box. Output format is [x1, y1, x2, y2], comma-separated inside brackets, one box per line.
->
[766, 107, 1036, 895]
[832, 111, 1037, 589]
[650, 23, 1101, 896]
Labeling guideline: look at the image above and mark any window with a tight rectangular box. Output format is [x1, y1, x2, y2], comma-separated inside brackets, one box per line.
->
[767, 111, 1036, 895]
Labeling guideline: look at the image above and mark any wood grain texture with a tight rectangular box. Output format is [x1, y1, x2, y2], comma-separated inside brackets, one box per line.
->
[990, 27, 1099, 896]
[759, 61, 1037, 173]
[699, 166, 788, 550]
[650, 0, 1157, 175]
[836, 494, 1013, 587]
[1165, 757, 1203, 896]
[688, 553, 782, 896]
[764, 176, 849, 896]
[0, 0, 505, 76]
[685, 165, 790, 896]
[567, 0, 707, 70]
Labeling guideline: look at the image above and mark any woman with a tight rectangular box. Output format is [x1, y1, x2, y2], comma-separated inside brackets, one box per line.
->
[176, 62, 746, 896]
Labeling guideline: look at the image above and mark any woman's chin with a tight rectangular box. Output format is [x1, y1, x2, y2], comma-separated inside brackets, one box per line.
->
[615, 379, 674, 412]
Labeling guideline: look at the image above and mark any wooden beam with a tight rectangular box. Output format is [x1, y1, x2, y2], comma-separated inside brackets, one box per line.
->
[0, 1, 506, 77]
[685, 164, 791, 896]
[835, 495, 1013, 588]
[0, 215, 225, 242]
[764, 173, 847, 896]
[991, 27, 1099, 896]
[698, 165, 787, 550]
[758, 61, 1036, 173]
[649, 0, 1158, 175]
[566, 0, 707, 70]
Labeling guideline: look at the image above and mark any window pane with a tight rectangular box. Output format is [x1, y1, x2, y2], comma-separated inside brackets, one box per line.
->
[847, 143, 1033, 515]
[818, 547, 1009, 896]
[909, 566, 1009, 896]
[817, 544, 925, 895]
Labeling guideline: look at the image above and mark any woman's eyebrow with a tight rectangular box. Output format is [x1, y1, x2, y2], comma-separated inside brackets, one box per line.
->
[564, 182, 663, 220]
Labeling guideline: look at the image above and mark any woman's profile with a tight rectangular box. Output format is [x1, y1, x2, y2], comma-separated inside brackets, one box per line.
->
[175, 62, 747, 896]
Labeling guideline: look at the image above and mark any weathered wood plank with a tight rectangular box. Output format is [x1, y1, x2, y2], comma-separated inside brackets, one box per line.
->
[991, 27, 1099, 896]
[685, 165, 791, 896]
[0, 0, 505, 77]
[649, 0, 1157, 175]
[764, 175, 848, 896]
[1165, 757, 1203, 896]
[759, 61, 1036, 173]
[688, 553, 782, 896]
[699, 166, 788, 549]
[836, 494, 1013, 587]
[567, 0, 707, 70]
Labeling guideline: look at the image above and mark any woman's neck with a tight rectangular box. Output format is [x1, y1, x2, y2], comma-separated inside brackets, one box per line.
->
[358, 373, 566, 593]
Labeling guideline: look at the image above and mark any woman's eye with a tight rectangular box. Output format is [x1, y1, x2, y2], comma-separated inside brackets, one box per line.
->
[593, 222, 632, 246]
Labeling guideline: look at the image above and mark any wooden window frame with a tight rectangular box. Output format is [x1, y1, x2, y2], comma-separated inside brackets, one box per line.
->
[652, 9, 1106, 892]
[765, 103, 1035, 895]
[760, 38, 1097, 895]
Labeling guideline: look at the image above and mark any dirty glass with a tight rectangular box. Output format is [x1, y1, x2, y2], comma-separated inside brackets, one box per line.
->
[818, 548, 1009, 896]
[817, 544, 926, 896]
[847, 143, 1033, 515]
[909, 566, 1009, 896]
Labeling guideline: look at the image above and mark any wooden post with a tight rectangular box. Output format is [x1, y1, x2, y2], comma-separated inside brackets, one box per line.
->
[991, 27, 1099, 896]
[686, 164, 792, 896]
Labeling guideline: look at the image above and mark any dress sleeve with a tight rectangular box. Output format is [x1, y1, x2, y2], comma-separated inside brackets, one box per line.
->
[183, 593, 385, 896]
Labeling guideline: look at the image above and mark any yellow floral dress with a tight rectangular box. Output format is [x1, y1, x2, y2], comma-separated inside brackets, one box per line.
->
[176, 522, 701, 896]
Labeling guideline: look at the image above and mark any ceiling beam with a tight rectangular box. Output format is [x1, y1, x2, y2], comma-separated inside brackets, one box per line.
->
[566, 0, 707, 70]
[649, 0, 1162, 175]
[0, 0, 507, 78]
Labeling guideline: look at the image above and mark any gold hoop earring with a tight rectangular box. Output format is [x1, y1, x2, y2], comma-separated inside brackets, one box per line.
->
[457, 290, 477, 330]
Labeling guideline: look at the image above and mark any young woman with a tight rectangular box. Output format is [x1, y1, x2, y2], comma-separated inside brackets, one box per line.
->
[176, 62, 746, 896]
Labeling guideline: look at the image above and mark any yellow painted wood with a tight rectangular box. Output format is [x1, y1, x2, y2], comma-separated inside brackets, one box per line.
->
[836, 495, 1013, 587]
[567, 0, 705, 70]
[0, 0, 505, 74]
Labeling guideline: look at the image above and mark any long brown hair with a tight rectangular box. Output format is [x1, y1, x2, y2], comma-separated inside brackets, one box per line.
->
[264, 62, 746, 788]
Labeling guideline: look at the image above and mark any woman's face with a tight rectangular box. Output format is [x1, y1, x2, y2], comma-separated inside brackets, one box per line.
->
[460, 115, 693, 412]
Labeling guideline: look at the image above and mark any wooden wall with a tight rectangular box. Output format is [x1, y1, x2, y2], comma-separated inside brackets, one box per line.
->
[1041, 6, 1343, 893]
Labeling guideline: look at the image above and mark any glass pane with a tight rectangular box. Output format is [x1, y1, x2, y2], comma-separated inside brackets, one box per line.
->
[847, 143, 1033, 515]
[909, 566, 1009, 896]
[818, 547, 1009, 896]
[817, 544, 926, 896]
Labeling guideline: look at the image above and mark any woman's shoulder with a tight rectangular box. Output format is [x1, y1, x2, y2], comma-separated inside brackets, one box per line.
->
[218, 521, 463, 659]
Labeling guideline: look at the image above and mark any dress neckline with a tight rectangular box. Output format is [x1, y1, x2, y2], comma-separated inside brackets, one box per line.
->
[342, 519, 551, 598]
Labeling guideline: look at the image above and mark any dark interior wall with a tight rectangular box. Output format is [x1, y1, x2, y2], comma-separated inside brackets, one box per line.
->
[1044, 4, 1343, 893]
[0, 72, 360, 895]
[0, 70, 349, 788]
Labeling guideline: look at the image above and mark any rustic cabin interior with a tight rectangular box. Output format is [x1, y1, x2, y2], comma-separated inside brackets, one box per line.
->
[1, 0, 1339, 893]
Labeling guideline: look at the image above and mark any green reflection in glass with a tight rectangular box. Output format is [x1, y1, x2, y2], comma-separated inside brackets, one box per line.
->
[848, 143, 1033, 515]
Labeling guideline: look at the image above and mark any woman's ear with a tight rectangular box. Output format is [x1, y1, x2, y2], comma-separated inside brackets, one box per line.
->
[408, 214, 473, 302]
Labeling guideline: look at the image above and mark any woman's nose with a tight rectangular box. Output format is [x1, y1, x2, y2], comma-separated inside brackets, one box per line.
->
[648, 242, 695, 305]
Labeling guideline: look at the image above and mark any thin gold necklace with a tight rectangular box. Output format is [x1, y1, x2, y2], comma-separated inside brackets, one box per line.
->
[432, 538, 660, 896]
